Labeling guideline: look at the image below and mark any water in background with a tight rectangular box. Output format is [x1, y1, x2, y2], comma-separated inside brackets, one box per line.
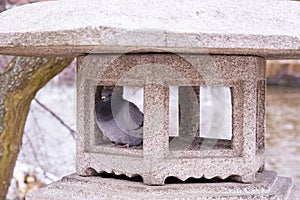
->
[266, 86, 300, 184]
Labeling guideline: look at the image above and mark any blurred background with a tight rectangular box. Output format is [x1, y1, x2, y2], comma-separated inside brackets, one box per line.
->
[0, 0, 299, 199]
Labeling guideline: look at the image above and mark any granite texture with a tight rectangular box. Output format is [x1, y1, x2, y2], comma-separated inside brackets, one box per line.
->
[26, 171, 299, 200]
[76, 53, 265, 185]
[0, 0, 300, 58]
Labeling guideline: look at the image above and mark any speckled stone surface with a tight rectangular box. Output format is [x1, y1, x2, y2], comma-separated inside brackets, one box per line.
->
[26, 171, 299, 200]
[77, 53, 265, 185]
[0, 0, 300, 58]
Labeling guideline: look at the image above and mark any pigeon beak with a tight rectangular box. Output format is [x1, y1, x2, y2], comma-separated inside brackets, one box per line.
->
[101, 96, 106, 100]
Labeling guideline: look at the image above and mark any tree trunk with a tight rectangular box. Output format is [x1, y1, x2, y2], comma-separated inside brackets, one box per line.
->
[0, 56, 74, 199]
[0, 0, 5, 13]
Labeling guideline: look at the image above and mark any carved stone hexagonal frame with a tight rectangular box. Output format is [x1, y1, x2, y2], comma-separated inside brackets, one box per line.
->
[76, 53, 265, 185]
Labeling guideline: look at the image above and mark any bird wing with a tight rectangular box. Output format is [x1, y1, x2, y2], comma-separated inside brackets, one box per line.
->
[113, 101, 143, 138]
[128, 102, 144, 127]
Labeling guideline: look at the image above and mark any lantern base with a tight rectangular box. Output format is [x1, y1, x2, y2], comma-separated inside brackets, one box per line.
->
[26, 171, 299, 200]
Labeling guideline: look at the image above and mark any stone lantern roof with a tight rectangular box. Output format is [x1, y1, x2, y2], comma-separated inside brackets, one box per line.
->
[0, 0, 299, 58]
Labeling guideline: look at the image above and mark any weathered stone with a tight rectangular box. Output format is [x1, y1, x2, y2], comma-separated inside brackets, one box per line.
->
[26, 171, 299, 200]
[76, 53, 265, 185]
[0, 0, 299, 58]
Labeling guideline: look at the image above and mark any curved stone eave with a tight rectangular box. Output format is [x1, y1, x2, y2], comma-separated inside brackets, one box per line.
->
[1, 45, 300, 60]
[0, 28, 299, 58]
[0, 0, 299, 58]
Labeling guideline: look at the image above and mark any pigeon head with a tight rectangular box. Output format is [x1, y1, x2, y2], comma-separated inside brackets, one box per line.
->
[101, 89, 113, 102]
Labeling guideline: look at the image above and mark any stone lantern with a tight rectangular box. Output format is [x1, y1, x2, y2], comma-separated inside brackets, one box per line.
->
[0, 0, 299, 199]
[77, 53, 265, 185]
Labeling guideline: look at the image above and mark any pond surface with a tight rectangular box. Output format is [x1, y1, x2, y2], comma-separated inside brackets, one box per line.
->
[266, 86, 300, 184]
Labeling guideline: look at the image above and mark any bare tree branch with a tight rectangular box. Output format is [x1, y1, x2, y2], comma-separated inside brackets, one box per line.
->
[0, 0, 6, 13]
[24, 133, 55, 182]
[34, 98, 76, 139]
[0, 56, 74, 198]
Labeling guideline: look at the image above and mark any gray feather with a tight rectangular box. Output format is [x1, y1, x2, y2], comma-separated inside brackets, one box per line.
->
[95, 89, 143, 146]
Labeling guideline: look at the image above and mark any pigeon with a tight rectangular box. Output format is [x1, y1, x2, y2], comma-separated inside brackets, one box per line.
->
[95, 89, 143, 147]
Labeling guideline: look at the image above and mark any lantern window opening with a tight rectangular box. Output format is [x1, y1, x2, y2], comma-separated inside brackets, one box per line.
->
[169, 86, 234, 152]
[93, 85, 144, 151]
